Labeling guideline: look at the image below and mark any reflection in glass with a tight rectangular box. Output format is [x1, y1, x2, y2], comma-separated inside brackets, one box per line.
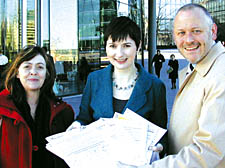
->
[4, 0, 20, 61]
[50, 0, 79, 96]
[41, 0, 50, 49]
[27, 0, 35, 45]
[79, 0, 101, 72]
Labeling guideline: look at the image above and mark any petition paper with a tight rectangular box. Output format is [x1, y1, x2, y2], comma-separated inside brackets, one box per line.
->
[46, 108, 167, 168]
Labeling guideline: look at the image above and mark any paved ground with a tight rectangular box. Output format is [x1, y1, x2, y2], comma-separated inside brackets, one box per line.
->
[63, 49, 189, 122]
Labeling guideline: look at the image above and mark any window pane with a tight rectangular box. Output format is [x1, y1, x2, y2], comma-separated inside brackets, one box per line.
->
[27, 0, 35, 45]
[50, 0, 79, 96]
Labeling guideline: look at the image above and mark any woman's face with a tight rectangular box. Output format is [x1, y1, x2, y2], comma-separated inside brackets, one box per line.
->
[171, 55, 175, 60]
[17, 54, 47, 93]
[106, 35, 138, 70]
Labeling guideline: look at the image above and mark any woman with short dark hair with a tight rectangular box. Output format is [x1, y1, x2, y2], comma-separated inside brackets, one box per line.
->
[69, 16, 168, 161]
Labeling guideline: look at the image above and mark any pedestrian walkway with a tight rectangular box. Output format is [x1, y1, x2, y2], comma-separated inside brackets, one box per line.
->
[159, 58, 188, 123]
[63, 49, 189, 123]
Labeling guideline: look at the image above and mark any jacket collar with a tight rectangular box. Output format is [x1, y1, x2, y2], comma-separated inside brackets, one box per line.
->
[179, 42, 225, 87]
[99, 64, 114, 116]
[195, 42, 225, 77]
[0, 89, 18, 111]
[0, 89, 67, 124]
[0, 89, 27, 122]
[126, 63, 153, 112]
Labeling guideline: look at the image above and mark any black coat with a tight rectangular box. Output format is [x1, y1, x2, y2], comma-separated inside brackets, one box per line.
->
[152, 54, 165, 69]
[168, 59, 179, 79]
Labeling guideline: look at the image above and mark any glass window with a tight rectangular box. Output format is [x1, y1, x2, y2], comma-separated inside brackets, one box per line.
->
[41, 0, 50, 48]
[4, 0, 20, 61]
[27, 0, 35, 45]
[50, 0, 79, 96]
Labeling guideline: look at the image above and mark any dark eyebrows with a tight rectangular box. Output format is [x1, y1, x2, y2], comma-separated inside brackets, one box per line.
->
[22, 61, 46, 66]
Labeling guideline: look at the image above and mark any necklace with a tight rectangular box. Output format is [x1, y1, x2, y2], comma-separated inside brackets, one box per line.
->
[112, 72, 138, 91]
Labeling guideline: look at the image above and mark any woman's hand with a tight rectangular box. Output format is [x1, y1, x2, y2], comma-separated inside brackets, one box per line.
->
[66, 121, 81, 131]
[148, 143, 163, 164]
[148, 143, 163, 152]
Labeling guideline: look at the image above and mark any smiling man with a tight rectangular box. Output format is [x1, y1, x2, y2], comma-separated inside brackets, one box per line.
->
[138, 3, 225, 168]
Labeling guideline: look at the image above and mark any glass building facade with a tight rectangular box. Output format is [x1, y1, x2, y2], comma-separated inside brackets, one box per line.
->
[193, 0, 225, 45]
[156, 0, 192, 48]
[1, 0, 224, 96]
[0, 0, 145, 97]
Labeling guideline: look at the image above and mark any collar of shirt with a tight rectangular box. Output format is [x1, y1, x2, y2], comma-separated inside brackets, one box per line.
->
[186, 63, 196, 75]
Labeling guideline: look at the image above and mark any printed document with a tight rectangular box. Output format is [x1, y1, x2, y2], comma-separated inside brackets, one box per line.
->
[46, 108, 167, 168]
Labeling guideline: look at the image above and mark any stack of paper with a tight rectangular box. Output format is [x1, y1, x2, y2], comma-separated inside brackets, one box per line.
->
[46, 108, 167, 168]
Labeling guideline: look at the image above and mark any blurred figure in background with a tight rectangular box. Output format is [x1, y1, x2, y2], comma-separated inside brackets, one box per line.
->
[77, 57, 91, 85]
[152, 50, 165, 78]
[167, 54, 179, 89]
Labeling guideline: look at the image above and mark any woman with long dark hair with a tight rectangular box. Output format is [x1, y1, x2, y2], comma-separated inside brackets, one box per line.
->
[0, 45, 74, 168]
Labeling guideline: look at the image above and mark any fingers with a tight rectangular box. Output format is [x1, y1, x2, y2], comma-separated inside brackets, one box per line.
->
[66, 121, 81, 131]
[148, 143, 163, 152]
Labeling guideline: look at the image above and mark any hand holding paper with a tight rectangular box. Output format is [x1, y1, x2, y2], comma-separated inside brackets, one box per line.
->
[46, 108, 167, 168]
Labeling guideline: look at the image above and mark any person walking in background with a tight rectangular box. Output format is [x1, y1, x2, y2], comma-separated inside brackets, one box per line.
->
[152, 49, 165, 78]
[137, 3, 225, 168]
[0, 51, 8, 91]
[77, 57, 91, 85]
[167, 54, 179, 89]
[0, 45, 75, 168]
[68, 16, 168, 160]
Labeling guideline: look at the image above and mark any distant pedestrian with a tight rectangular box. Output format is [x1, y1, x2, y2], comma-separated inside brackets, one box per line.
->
[167, 54, 179, 89]
[152, 50, 165, 78]
[0, 51, 8, 91]
[77, 57, 91, 85]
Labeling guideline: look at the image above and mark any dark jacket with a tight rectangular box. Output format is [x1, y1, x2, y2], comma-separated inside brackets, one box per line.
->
[77, 63, 168, 156]
[168, 59, 179, 79]
[0, 89, 74, 168]
[152, 54, 165, 68]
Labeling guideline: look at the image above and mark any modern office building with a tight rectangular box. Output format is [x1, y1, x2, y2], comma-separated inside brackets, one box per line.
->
[156, 0, 192, 47]
[0, 0, 145, 96]
[1, 0, 224, 96]
[193, 0, 225, 44]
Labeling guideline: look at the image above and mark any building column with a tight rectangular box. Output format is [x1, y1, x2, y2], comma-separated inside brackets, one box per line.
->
[148, 0, 156, 73]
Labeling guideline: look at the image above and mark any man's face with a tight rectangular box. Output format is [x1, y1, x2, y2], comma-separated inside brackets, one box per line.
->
[173, 8, 217, 64]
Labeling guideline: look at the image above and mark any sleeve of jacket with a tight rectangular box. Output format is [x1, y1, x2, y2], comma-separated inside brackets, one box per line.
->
[76, 73, 94, 125]
[149, 75, 225, 168]
[51, 103, 75, 134]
